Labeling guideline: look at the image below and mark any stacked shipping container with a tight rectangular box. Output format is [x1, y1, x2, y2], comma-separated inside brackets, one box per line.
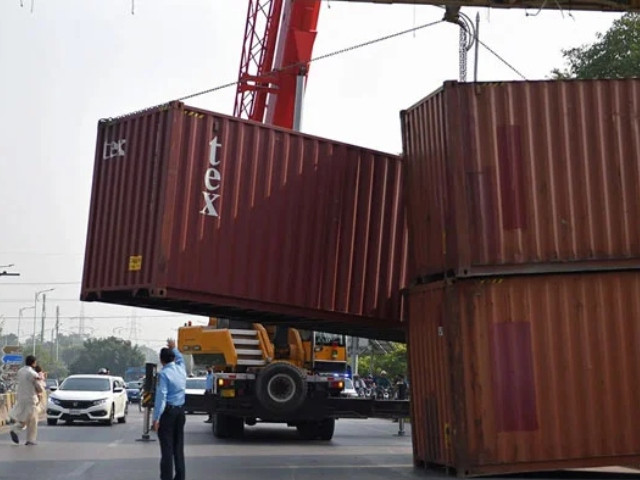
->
[401, 79, 640, 476]
[81, 102, 407, 341]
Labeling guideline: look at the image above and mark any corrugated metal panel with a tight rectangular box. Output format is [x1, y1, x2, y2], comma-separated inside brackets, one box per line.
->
[407, 283, 454, 468]
[402, 79, 640, 281]
[407, 271, 640, 476]
[333, 0, 640, 12]
[82, 102, 407, 341]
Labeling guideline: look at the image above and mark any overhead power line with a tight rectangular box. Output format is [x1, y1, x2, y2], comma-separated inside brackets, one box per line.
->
[109, 18, 444, 120]
[477, 39, 527, 80]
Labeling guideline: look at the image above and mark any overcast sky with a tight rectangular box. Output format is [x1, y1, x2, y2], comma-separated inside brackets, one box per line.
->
[0, 0, 620, 352]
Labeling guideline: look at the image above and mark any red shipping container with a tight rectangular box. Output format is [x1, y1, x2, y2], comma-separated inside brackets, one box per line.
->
[402, 79, 640, 281]
[407, 271, 640, 477]
[326, 0, 638, 11]
[81, 102, 407, 341]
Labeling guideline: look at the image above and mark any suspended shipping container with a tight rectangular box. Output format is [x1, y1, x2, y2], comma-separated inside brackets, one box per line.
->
[402, 79, 640, 281]
[81, 102, 407, 341]
[407, 271, 640, 477]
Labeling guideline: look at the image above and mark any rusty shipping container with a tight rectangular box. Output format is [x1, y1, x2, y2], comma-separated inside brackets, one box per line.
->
[81, 102, 407, 341]
[407, 271, 640, 477]
[402, 79, 640, 281]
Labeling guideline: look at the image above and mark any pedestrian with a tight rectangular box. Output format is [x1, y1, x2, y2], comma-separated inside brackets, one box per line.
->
[204, 366, 214, 423]
[33, 366, 47, 415]
[8, 355, 43, 446]
[152, 342, 187, 480]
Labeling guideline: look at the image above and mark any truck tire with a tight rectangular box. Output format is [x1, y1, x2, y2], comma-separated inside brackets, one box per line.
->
[228, 416, 244, 438]
[317, 418, 335, 440]
[213, 412, 230, 439]
[213, 413, 244, 439]
[256, 363, 306, 414]
[296, 418, 335, 440]
[296, 422, 319, 440]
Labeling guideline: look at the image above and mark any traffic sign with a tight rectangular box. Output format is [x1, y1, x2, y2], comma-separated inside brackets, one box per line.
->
[2, 345, 21, 354]
[2, 354, 23, 364]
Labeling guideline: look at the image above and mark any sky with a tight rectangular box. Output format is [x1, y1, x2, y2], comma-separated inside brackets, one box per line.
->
[0, 0, 621, 352]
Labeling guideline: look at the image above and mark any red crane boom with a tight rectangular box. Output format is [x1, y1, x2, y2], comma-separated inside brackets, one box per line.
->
[234, 0, 321, 129]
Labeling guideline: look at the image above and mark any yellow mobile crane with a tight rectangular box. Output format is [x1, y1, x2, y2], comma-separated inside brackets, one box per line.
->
[178, 318, 406, 440]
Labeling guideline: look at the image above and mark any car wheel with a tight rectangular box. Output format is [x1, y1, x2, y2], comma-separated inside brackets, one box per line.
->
[117, 404, 128, 424]
[102, 405, 115, 426]
[47, 419, 57, 426]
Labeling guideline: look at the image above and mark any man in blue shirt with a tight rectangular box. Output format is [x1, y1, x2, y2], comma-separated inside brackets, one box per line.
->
[204, 366, 214, 424]
[152, 343, 187, 480]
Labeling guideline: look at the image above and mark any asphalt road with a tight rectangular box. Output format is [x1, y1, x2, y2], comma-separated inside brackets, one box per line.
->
[0, 409, 638, 480]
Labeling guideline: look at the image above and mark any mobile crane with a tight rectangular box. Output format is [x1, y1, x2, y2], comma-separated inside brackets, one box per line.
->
[178, 318, 365, 439]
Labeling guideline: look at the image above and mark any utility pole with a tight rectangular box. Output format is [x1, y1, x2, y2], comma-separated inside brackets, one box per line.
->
[40, 294, 47, 344]
[55, 306, 60, 362]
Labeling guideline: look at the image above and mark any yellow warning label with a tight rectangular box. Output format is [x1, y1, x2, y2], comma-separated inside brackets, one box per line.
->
[128, 255, 142, 272]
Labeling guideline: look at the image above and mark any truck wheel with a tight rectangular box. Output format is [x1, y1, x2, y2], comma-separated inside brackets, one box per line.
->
[317, 418, 335, 441]
[296, 422, 319, 440]
[213, 413, 230, 439]
[256, 363, 306, 414]
[228, 416, 244, 438]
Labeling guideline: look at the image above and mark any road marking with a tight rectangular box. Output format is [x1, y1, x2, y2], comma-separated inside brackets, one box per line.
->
[68, 461, 94, 477]
[107, 439, 124, 447]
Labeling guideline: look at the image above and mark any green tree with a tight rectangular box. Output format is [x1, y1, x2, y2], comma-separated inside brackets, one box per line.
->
[552, 14, 640, 79]
[33, 345, 68, 379]
[357, 343, 407, 378]
[70, 337, 144, 377]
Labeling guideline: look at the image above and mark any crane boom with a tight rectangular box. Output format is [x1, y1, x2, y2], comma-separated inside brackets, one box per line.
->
[235, 0, 321, 129]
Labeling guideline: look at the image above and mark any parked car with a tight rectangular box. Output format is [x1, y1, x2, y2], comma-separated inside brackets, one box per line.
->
[184, 377, 207, 414]
[340, 378, 359, 398]
[126, 381, 142, 403]
[46, 375, 128, 426]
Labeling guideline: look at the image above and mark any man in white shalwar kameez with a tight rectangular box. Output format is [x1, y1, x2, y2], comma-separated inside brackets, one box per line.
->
[9, 355, 42, 446]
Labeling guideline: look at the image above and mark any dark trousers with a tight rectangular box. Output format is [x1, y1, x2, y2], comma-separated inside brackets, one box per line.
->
[204, 390, 213, 418]
[158, 406, 186, 480]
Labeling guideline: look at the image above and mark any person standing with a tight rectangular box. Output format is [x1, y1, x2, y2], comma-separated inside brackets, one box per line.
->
[9, 355, 43, 446]
[204, 366, 214, 423]
[152, 344, 187, 480]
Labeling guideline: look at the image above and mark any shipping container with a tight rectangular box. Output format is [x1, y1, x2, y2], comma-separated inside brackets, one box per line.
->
[333, 0, 639, 12]
[81, 102, 407, 341]
[402, 79, 640, 281]
[407, 271, 640, 477]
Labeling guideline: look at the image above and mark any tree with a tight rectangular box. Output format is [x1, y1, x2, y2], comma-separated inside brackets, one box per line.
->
[33, 345, 68, 379]
[357, 343, 407, 379]
[0, 333, 19, 347]
[70, 337, 145, 377]
[552, 14, 640, 79]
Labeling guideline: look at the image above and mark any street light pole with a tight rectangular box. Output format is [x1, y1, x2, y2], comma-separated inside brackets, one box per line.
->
[33, 288, 54, 355]
[18, 306, 35, 346]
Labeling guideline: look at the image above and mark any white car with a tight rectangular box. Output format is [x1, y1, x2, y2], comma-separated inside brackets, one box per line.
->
[340, 378, 359, 398]
[47, 374, 128, 426]
[185, 377, 208, 414]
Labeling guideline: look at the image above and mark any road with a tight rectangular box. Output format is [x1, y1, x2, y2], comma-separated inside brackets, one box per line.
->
[0, 409, 638, 480]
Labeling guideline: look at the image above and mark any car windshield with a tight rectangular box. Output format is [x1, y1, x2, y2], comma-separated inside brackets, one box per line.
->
[46, 379, 57, 386]
[60, 377, 110, 392]
[186, 379, 206, 389]
[126, 382, 141, 389]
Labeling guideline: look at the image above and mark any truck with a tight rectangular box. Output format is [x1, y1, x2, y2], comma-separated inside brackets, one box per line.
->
[178, 318, 408, 440]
